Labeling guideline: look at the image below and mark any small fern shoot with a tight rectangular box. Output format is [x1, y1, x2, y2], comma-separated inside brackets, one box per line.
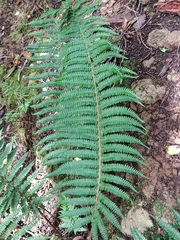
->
[0, 135, 47, 239]
[27, 0, 146, 239]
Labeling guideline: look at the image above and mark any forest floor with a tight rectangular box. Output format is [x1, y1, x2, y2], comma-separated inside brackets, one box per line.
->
[0, 0, 180, 239]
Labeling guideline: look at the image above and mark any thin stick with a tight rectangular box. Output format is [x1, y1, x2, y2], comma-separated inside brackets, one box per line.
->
[38, 208, 61, 236]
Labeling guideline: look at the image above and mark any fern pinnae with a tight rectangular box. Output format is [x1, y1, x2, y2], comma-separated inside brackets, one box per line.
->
[102, 144, 143, 159]
[104, 124, 145, 135]
[32, 89, 60, 101]
[13, 162, 34, 186]
[101, 95, 141, 109]
[0, 207, 20, 234]
[26, 180, 45, 197]
[1, 212, 23, 238]
[32, 98, 60, 109]
[101, 174, 137, 192]
[1, 148, 17, 175]
[102, 116, 144, 129]
[62, 187, 96, 197]
[61, 206, 92, 218]
[153, 217, 180, 240]
[101, 106, 143, 122]
[57, 178, 96, 188]
[102, 163, 144, 176]
[172, 208, 180, 224]
[99, 202, 122, 232]
[0, 142, 13, 164]
[130, 226, 147, 240]
[59, 196, 95, 207]
[47, 164, 98, 179]
[102, 134, 145, 146]
[7, 153, 28, 181]
[11, 191, 21, 211]
[102, 153, 144, 165]
[47, 160, 98, 177]
[100, 183, 130, 201]
[0, 138, 4, 150]
[67, 215, 92, 234]
[12, 220, 38, 240]
[96, 211, 108, 240]
[40, 139, 97, 154]
[98, 193, 124, 219]
[19, 170, 37, 192]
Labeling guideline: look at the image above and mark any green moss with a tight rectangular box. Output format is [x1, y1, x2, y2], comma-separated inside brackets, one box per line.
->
[153, 199, 164, 218]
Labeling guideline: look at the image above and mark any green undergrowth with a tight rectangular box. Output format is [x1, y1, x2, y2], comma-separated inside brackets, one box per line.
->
[0, 66, 37, 123]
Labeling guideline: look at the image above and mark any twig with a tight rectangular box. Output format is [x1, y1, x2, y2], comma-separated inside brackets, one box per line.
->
[18, 59, 28, 81]
[138, 31, 152, 50]
[4, 66, 16, 79]
[43, 206, 60, 225]
[38, 207, 61, 236]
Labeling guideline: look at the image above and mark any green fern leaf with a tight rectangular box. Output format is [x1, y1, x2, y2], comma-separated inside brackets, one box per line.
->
[96, 211, 108, 240]
[28, 0, 146, 238]
[98, 193, 124, 219]
[99, 202, 122, 231]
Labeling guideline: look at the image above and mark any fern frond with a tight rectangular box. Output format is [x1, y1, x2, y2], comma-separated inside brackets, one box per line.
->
[0, 135, 49, 238]
[28, 0, 146, 238]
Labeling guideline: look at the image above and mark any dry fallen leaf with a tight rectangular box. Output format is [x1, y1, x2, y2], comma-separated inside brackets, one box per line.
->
[133, 14, 146, 30]
[22, 51, 32, 59]
[158, 58, 172, 77]
[154, 1, 180, 16]
[122, 16, 128, 29]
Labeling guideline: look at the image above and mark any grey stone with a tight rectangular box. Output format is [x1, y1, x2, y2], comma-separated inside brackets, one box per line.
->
[131, 78, 166, 105]
[121, 207, 153, 236]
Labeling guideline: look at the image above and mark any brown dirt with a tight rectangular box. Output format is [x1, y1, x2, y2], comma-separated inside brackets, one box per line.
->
[0, 0, 179, 239]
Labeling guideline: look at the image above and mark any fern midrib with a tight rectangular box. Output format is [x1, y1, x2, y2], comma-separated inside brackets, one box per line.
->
[74, 13, 102, 214]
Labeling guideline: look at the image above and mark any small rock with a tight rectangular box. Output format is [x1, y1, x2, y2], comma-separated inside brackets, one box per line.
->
[172, 168, 178, 175]
[147, 29, 170, 48]
[131, 78, 166, 105]
[166, 31, 180, 47]
[147, 29, 180, 48]
[167, 69, 180, 82]
[143, 57, 155, 68]
[100, 7, 107, 15]
[143, 184, 155, 198]
[121, 207, 153, 236]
